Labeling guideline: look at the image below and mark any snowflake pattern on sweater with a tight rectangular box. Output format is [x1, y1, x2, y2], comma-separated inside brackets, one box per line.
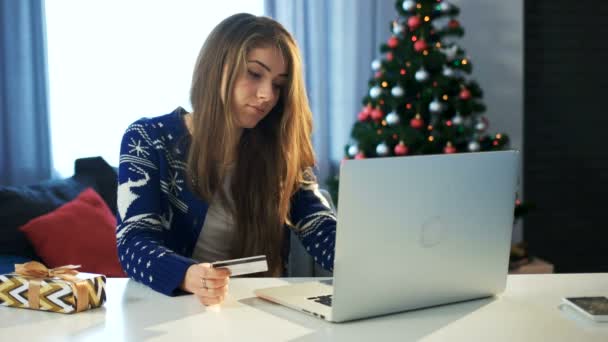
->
[116, 108, 336, 296]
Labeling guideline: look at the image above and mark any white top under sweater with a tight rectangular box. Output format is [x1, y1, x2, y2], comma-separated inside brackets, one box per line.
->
[191, 171, 235, 263]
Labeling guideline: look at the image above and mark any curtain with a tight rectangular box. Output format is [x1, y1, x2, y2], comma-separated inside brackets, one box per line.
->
[265, 0, 396, 186]
[0, 0, 51, 185]
[266, 0, 395, 277]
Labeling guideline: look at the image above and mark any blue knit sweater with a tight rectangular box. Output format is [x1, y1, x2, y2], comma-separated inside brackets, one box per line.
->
[116, 108, 336, 296]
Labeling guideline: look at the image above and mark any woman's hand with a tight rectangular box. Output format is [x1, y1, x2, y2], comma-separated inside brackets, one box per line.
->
[181, 263, 231, 306]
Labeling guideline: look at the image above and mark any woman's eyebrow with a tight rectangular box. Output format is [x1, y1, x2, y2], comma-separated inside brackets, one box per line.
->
[247, 60, 288, 78]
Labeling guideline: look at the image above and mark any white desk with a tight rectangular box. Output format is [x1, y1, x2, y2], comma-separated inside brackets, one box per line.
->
[1, 274, 607, 341]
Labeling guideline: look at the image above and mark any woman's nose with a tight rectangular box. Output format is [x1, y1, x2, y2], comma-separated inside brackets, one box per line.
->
[257, 81, 274, 101]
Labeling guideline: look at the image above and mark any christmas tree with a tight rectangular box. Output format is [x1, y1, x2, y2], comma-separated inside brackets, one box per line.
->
[329, 0, 512, 201]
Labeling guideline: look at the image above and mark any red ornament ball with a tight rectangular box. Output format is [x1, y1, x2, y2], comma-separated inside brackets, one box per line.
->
[374, 71, 383, 78]
[394, 142, 409, 156]
[387, 36, 399, 48]
[410, 115, 425, 129]
[355, 152, 366, 160]
[448, 19, 460, 29]
[357, 111, 369, 122]
[407, 16, 421, 30]
[386, 52, 394, 61]
[459, 88, 472, 100]
[371, 108, 384, 121]
[357, 105, 372, 121]
[414, 39, 428, 52]
[443, 142, 457, 154]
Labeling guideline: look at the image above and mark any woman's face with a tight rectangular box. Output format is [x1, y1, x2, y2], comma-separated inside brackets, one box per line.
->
[226, 46, 288, 129]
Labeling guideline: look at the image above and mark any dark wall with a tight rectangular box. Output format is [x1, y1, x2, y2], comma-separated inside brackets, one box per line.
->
[524, 1, 608, 272]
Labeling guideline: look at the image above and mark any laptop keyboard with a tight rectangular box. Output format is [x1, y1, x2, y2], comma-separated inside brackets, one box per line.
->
[307, 294, 333, 307]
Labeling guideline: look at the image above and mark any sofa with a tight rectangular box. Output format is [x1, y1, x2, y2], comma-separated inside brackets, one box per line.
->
[0, 157, 120, 275]
[0, 157, 332, 277]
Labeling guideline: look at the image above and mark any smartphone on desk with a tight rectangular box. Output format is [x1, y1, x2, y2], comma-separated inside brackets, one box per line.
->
[562, 297, 608, 322]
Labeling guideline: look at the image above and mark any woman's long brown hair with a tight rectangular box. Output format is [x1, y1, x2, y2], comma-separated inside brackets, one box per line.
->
[187, 13, 315, 276]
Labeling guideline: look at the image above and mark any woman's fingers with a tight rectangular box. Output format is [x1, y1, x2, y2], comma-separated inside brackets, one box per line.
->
[198, 295, 223, 306]
[203, 277, 229, 289]
[199, 284, 229, 298]
[201, 264, 231, 279]
[193, 263, 231, 306]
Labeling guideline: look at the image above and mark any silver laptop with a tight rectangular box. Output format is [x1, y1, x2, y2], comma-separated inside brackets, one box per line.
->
[255, 150, 520, 322]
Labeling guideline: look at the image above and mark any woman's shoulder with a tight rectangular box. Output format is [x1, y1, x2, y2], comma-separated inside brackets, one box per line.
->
[124, 107, 188, 136]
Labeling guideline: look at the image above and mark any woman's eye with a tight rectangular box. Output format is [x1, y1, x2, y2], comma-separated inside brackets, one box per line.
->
[248, 70, 261, 78]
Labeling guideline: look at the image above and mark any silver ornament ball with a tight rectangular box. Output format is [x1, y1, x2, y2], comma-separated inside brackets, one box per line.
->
[376, 142, 389, 156]
[386, 111, 400, 125]
[429, 99, 443, 114]
[442, 66, 455, 77]
[369, 86, 383, 99]
[440, 1, 451, 12]
[468, 141, 480, 152]
[391, 85, 405, 97]
[348, 145, 359, 157]
[371, 59, 382, 71]
[475, 120, 487, 131]
[452, 114, 463, 125]
[402, 0, 416, 11]
[415, 68, 429, 82]
[392, 23, 405, 35]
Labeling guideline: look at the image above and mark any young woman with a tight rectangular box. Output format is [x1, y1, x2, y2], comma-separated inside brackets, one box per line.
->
[116, 13, 336, 306]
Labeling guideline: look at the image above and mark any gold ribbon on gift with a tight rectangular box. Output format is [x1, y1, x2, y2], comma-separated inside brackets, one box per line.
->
[14, 261, 90, 312]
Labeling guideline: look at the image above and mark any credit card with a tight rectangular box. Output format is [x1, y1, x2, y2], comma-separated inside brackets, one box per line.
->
[211, 255, 268, 276]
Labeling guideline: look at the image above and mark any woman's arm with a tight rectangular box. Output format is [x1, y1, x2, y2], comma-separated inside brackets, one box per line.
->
[116, 119, 195, 296]
[289, 174, 337, 272]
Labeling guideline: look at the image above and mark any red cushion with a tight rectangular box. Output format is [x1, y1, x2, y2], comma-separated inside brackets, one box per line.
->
[19, 188, 126, 277]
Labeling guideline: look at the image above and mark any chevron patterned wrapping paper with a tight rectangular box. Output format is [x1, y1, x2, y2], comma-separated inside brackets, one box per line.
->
[0, 272, 106, 314]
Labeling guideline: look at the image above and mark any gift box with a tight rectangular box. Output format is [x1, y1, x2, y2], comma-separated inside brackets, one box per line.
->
[0, 261, 106, 314]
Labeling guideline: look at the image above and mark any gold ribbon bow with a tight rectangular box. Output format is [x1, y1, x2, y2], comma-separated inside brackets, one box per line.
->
[14, 261, 90, 313]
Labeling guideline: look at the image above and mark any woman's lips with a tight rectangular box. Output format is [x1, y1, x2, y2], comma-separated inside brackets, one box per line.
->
[249, 105, 265, 115]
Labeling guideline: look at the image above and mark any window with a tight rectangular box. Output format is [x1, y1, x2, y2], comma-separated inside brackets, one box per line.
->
[45, 1, 264, 176]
